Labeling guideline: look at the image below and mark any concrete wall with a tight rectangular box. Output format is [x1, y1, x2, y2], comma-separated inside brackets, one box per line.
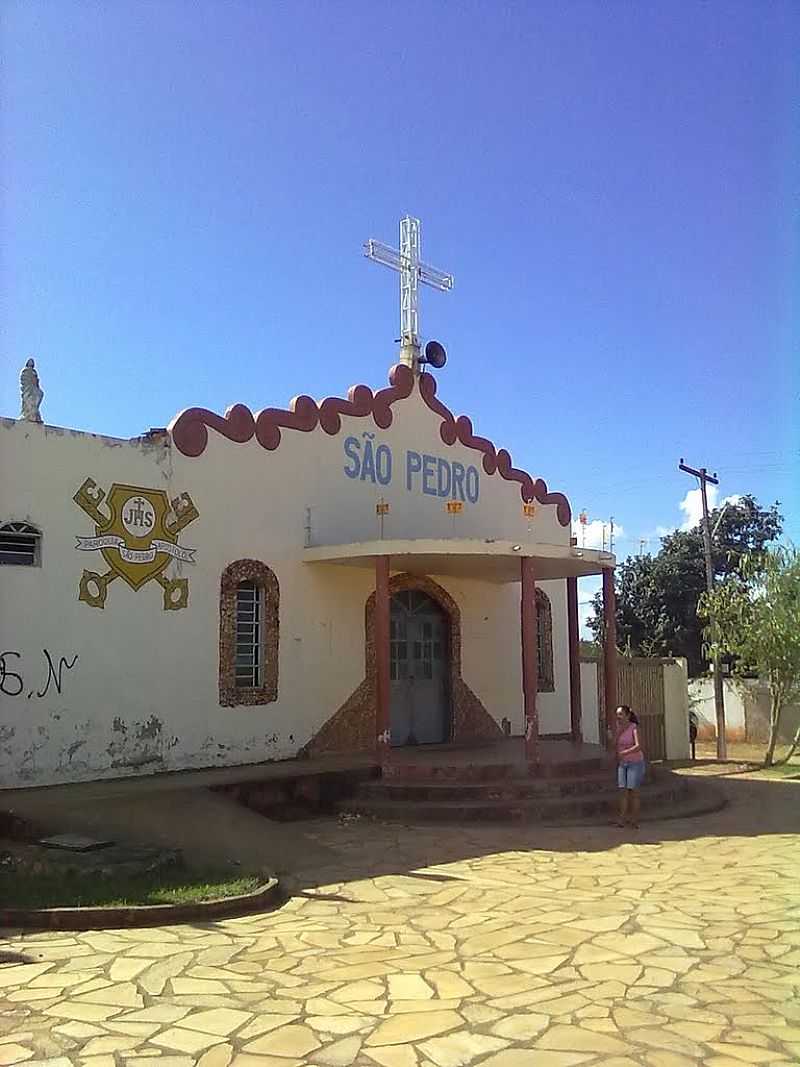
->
[689, 678, 746, 742]
[447, 574, 569, 739]
[577, 656, 690, 759]
[663, 658, 690, 761]
[741, 687, 800, 745]
[689, 677, 800, 745]
[1, 376, 573, 788]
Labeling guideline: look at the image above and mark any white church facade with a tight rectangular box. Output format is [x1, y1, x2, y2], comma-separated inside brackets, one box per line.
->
[1, 218, 620, 790]
[1, 358, 619, 790]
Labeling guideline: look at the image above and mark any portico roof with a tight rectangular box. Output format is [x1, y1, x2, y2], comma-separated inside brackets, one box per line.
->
[303, 538, 615, 583]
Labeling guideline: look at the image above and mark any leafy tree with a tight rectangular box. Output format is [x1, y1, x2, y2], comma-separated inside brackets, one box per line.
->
[579, 640, 601, 660]
[587, 496, 782, 676]
[708, 495, 783, 576]
[699, 545, 800, 766]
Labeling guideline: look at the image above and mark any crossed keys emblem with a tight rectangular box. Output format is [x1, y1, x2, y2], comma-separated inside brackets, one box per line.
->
[74, 479, 198, 610]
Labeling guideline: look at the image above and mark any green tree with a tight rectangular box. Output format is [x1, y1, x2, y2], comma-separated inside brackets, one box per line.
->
[699, 545, 800, 767]
[587, 496, 782, 676]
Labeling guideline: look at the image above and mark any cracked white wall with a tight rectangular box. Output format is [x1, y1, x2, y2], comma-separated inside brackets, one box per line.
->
[0, 381, 573, 788]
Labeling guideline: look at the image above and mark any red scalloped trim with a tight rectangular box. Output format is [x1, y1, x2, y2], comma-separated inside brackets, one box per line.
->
[418, 373, 572, 525]
[168, 403, 256, 459]
[169, 364, 416, 458]
[169, 364, 571, 525]
[255, 395, 319, 451]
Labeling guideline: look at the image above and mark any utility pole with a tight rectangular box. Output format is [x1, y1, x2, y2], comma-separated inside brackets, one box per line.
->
[679, 458, 726, 760]
[609, 517, 615, 555]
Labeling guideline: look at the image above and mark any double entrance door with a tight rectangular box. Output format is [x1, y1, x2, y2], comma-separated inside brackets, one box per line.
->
[389, 590, 450, 746]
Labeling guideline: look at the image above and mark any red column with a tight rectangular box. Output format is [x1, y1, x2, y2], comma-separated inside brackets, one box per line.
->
[520, 556, 538, 761]
[602, 566, 618, 744]
[567, 576, 582, 743]
[375, 555, 391, 762]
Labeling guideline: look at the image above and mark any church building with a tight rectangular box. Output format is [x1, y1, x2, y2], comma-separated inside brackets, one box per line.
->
[0, 219, 619, 789]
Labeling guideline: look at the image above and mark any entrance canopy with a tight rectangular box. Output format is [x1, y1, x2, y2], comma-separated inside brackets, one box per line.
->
[303, 538, 615, 583]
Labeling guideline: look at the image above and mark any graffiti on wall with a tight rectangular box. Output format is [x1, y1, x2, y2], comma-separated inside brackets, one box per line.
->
[74, 480, 198, 610]
[1, 649, 78, 699]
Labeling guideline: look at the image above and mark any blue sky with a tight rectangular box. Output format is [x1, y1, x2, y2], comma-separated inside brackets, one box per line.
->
[3, 0, 798, 624]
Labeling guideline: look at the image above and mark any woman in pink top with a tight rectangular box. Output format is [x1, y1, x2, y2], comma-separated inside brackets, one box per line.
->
[614, 704, 645, 829]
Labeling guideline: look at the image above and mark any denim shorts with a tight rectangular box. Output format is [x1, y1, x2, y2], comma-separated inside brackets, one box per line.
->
[617, 761, 646, 789]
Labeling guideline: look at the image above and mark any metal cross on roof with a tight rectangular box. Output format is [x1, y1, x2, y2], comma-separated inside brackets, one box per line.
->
[364, 216, 454, 368]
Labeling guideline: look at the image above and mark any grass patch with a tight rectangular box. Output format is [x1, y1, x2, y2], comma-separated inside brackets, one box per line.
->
[695, 741, 800, 765]
[1, 867, 264, 909]
[744, 762, 800, 781]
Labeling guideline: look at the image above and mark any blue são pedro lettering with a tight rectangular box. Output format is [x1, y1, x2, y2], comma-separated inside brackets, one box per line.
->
[343, 434, 392, 486]
[343, 436, 479, 502]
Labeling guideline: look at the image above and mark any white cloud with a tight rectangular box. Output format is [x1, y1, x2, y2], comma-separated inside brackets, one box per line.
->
[679, 488, 742, 531]
[571, 518, 624, 551]
[679, 485, 717, 530]
[578, 575, 602, 638]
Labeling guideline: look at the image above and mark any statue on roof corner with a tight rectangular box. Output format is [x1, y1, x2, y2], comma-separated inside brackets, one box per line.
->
[20, 357, 44, 423]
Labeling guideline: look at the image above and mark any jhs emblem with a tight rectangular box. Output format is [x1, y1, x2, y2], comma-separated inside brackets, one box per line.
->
[74, 480, 198, 610]
[123, 497, 155, 536]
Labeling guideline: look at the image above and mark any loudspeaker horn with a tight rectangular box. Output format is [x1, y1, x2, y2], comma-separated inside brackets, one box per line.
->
[421, 340, 447, 369]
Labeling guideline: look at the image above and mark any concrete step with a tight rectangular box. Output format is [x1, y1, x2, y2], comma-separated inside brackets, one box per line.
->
[381, 755, 612, 783]
[340, 775, 692, 824]
[357, 769, 631, 802]
[381, 761, 521, 783]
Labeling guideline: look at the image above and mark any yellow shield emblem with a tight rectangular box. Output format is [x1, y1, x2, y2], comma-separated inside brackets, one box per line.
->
[74, 478, 198, 610]
[99, 485, 175, 590]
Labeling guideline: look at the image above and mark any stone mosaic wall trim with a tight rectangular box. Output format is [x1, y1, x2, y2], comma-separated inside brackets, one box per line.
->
[302, 573, 502, 756]
[536, 588, 555, 693]
[219, 559, 279, 707]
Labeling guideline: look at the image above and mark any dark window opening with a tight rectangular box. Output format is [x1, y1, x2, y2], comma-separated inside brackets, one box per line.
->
[0, 522, 41, 566]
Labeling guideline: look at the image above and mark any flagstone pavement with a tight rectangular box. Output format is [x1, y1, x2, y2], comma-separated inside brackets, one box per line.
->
[1, 774, 798, 1067]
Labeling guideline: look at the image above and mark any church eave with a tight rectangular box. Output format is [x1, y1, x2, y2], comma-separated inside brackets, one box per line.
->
[167, 364, 572, 526]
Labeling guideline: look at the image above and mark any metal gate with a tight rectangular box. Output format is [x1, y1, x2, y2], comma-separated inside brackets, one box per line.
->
[599, 656, 668, 761]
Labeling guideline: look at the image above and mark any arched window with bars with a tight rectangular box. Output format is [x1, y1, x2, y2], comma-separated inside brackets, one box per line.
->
[219, 560, 279, 706]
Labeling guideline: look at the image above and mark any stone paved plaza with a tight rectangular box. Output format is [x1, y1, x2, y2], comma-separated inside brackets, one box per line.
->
[1, 773, 798, 1067]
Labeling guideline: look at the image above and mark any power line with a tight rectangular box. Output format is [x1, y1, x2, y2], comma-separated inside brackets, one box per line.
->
[679, 458, 727, 761]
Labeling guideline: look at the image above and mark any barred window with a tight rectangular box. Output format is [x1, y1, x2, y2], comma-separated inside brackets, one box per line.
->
[235, 581, 264, 688]
[219, 560, 279, 706]
[0, 522, 41, 566]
